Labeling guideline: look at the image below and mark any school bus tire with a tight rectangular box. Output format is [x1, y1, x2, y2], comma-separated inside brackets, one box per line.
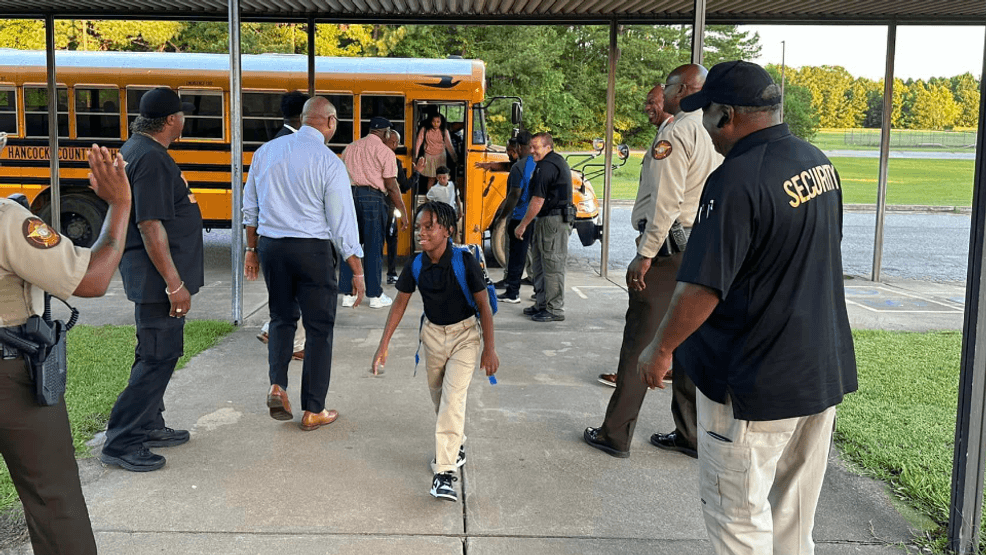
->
[490, 215, 508, 268]
[38, 193, 108, 248]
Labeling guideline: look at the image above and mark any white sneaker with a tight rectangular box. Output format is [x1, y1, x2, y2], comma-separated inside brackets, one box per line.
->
[341, 295, 357, 307]
[369, 293, 393, 309]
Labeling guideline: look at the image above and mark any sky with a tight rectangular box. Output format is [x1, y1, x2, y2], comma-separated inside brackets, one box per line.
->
[743, 25, 985, 81]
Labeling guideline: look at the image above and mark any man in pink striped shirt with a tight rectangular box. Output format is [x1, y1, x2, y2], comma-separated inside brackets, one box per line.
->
[339, 117, 409, 309]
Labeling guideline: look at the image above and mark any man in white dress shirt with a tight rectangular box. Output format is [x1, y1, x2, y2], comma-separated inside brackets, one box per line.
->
[243, 97, 366, 431]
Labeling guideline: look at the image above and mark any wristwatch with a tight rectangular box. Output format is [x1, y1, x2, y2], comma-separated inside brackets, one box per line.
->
[245, 247, 256, 253]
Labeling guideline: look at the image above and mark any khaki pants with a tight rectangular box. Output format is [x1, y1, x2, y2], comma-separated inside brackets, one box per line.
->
[261, 320, 306, 352]
[697, 390, 836, 555]
[421, 316, 481, 473]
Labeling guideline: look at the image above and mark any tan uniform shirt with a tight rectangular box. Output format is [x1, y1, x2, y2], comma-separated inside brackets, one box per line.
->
[631, 110, 723, 258]
[0, 199, 90, 326]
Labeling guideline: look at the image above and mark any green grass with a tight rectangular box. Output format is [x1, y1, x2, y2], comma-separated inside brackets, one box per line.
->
[812, 129, 979, 153]
[837, 330, 966, 552]
[832, 157, 975, 206]
[0, 320, 235, 512]
[595, 152, 975, 207]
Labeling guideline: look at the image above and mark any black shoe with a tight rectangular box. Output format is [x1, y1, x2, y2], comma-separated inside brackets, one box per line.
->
[520, 277, 533, 286]
[532, 309, 565, 322]
[523, 305, 542, 316]
[144, 427, 190, 448]
[430, 472, 458, 501]
[387, 274, 398, 284]
[497, 291, 521, 304]
[493, 279, 507, 290]
[650, 431, 698, 459]
[583, 427, 629, 458]
[100, 447, 166, 472]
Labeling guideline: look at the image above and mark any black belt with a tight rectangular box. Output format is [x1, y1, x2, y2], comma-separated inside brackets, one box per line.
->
[1, 343, 20, 360]
[544, 207, 566, 217]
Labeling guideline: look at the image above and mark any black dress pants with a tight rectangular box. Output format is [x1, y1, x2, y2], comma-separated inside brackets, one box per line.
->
[504, 218, 533, 297]
[598, 251, 696, 452]
[0, 358, 97, 555]
[103, 301, 183, 457]
[258, 236, 338, 413]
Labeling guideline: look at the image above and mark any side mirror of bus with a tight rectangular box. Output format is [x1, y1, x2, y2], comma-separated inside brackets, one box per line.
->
[511, 102, 523, 125]
[591, 138, 604, 152]
[618, 144, 630, 160]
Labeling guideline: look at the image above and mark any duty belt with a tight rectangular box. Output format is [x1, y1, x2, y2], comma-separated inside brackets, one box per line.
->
[0, 327, 23, 359]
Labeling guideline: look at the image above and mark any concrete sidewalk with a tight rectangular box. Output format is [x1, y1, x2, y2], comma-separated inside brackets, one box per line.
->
[7, 267, 955, 555]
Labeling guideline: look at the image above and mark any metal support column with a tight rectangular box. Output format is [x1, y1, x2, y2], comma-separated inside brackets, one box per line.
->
[308, 16, 316, 97]
[44, 16, 60, 232]
[229, 0, 244, 324]
[600, 20, 617, 279]
[872, 23, 896, 283]
[691, 0, 706, 65]
[947, 27, 986, 555]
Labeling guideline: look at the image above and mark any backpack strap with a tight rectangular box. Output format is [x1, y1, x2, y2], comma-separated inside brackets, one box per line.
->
[411, 252, 425, 376]
[450, 245, 479, 316]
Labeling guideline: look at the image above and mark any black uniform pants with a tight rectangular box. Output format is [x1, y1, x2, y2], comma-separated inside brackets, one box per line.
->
[599, 251, 697, 452]
[504, 218, 533, 297]
[259, 236, 338, 413]
[0, 358, 97, 555]
[103, 301, 184, 457]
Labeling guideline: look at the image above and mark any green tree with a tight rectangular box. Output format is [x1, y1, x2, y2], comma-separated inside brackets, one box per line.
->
[910, 82, 961, 130]
[951, 72, 981, 128]
[862, 78, 906, 129]
[764, 64, 819, 141]
[0, 19, 182, 51]
[789, 65, 859, 128]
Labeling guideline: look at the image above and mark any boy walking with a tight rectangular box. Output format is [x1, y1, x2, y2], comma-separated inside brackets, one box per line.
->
[372, 201, 499, 501]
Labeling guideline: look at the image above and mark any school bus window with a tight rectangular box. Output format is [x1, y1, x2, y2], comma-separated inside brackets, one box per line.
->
[360, 95, 404, 141]
[75, 87, 121, 139]
[471, 105, 487, 146]
[180, 92, 223, 140]
[0, 88, 16, 135]
[322, 93, 354, 147]
[24, 86, 68, 138]
[243, 91, 283, 143]
[125, 87, 154, 132]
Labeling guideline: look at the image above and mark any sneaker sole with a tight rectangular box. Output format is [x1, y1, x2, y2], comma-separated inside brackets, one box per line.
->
[369, 303, 392, 309]
[100, 453, 165, 472]
[144, 436, 190, 448]
[597, 377, 617, 387]
[498, 297, 521, 304]
[267, 395, 293, 421]
[431, 490, 458, 501]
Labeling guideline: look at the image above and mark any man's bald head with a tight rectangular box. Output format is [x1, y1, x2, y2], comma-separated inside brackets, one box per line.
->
[664, 63, 708, 115]
[384, 130, 401, 151]
[301, 96, 337, 142]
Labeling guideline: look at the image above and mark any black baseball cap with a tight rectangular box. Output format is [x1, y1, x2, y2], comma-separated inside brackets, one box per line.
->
[680, 60, 781, 112]
[369, 116, 392, 130]
[281, 91, 309, 119]
[139, 87, 194, 119]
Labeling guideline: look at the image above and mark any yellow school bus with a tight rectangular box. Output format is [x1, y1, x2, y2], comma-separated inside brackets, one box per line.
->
[0, 49, 601, 260]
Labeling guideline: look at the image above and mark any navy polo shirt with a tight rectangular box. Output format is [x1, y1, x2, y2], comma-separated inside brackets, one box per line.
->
[676, 123, 857, 421]
[119, 134, 204, 304]
[396, 244, 486, 326]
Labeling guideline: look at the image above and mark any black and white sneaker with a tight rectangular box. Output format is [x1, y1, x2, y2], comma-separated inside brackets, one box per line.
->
[497, 292, 521, 304]
[430, 472, 458, 501]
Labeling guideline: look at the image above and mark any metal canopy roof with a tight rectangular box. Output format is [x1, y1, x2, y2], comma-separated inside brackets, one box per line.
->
[2, 0, 985, 24]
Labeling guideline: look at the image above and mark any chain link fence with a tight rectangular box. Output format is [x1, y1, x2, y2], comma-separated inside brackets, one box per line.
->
[843, 129, 977, 149]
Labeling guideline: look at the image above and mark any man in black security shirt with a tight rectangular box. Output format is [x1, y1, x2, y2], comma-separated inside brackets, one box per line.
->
[102, 87, 204, 472]
[514, 132, 572, 322]
[636, 61, 857, 554]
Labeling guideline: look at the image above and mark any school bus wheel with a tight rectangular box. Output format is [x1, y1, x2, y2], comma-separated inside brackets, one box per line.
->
[489, 216, 508, 268]
[38, 193, 108, 248]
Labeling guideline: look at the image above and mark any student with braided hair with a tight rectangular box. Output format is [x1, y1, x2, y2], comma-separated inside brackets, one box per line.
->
[371, 201, 498, 503]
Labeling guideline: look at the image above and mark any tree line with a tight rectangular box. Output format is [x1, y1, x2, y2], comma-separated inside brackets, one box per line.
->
[773, 64, 981, 133]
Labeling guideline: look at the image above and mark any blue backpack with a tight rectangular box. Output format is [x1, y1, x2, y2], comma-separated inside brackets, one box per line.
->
[410, 242, 497, 373]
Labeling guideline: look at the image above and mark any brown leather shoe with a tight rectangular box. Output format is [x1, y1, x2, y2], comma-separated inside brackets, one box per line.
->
[292, 350, 305, 361]
[256, 331, 269, 344]
[300, 409, 339, 431]
[267, 384, 293, 421]
[597, 373, 617, 387]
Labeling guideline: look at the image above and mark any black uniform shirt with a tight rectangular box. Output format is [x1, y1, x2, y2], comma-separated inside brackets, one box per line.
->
[676, 123, 857, 421]
[119, 133, 205, 303]
[396, 244, 486, 326]
[530, 150, 572, 216]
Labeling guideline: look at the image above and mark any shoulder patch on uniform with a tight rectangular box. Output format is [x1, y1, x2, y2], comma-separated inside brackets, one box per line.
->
[652, 140, 672, 160]
[22, 217, 61, 249]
